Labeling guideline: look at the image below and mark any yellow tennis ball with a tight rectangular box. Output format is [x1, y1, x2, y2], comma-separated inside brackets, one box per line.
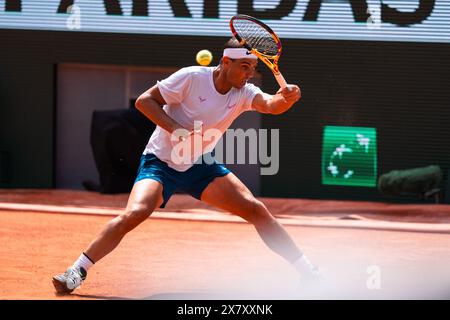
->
[196, 49, 213, 66]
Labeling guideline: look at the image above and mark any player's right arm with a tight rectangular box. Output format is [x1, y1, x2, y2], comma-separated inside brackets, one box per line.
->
[135, 84, 184, 134]
[251, 85, 301, 115]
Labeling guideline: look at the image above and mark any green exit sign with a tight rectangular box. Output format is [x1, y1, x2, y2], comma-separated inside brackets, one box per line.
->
[322, 126, 377, 187]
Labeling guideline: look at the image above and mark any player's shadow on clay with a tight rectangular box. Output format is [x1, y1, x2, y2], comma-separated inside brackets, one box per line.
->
[67, 293, 132, 300]
[143, 291, 231, 300]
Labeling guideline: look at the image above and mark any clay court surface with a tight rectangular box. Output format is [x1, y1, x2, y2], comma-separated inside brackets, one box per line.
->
[0, 190, 449, 300]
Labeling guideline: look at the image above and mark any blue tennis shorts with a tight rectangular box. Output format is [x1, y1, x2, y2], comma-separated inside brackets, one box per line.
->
[134, 153, 230, 208]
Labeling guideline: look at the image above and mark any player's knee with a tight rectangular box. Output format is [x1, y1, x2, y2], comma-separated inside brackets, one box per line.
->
[247, 199, 272, 224]
[117, 206, 153, 233]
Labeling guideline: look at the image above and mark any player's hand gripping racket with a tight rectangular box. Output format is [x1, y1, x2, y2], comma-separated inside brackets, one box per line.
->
[230, 14, 287, 89]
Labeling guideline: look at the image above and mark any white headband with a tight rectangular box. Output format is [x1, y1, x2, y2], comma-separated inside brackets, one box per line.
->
[223, 48, 257, 60]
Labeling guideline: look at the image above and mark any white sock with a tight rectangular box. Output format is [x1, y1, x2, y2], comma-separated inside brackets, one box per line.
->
[72, 252, 95, 272]
[292, 254, 316, 276]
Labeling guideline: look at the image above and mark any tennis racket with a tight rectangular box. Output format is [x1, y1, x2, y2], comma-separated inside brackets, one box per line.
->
[230, 14, 287, 89]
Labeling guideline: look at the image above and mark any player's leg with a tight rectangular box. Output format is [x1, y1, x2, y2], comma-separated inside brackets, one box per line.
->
[53, 179, 163, 294]
[200, 172, 319, 279]
[84, 179, 164, 262]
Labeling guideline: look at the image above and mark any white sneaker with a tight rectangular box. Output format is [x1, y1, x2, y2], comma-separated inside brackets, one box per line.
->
[298, 267, 326, 295]
[52, 266, 87, 294]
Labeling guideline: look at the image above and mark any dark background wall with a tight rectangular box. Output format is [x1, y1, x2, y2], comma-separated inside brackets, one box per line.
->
[263, 39, 450, 201]
[1, 29, 449, 201]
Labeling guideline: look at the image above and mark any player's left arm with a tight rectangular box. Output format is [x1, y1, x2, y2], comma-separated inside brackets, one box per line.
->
[252, 84, 301, 115]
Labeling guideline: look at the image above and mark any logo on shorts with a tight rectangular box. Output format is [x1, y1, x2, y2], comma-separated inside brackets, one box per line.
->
[227, 103, 236, 109]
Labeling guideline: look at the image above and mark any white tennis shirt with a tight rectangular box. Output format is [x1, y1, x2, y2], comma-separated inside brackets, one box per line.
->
[143, 66, 262, 171]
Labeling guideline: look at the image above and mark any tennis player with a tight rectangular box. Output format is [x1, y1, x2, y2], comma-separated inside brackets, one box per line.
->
[52, 38, 322, 294]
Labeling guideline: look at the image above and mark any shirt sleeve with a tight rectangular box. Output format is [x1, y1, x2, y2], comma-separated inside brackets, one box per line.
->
[157, 67, 192, 105]
[240, 83, 263, 112]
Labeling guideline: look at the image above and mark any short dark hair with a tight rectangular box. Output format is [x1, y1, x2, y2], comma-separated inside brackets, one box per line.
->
[221, 37, 247, 64]
[223, 37, 244, 49]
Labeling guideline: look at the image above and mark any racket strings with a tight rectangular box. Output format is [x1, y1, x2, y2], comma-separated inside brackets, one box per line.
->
[233, 19, 278, 56]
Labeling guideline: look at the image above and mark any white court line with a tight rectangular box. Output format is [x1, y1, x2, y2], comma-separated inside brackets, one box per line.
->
[0, 202, 449, 234]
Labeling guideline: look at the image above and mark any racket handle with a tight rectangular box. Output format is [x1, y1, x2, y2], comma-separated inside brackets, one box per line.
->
[274, 72, 287, 89]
